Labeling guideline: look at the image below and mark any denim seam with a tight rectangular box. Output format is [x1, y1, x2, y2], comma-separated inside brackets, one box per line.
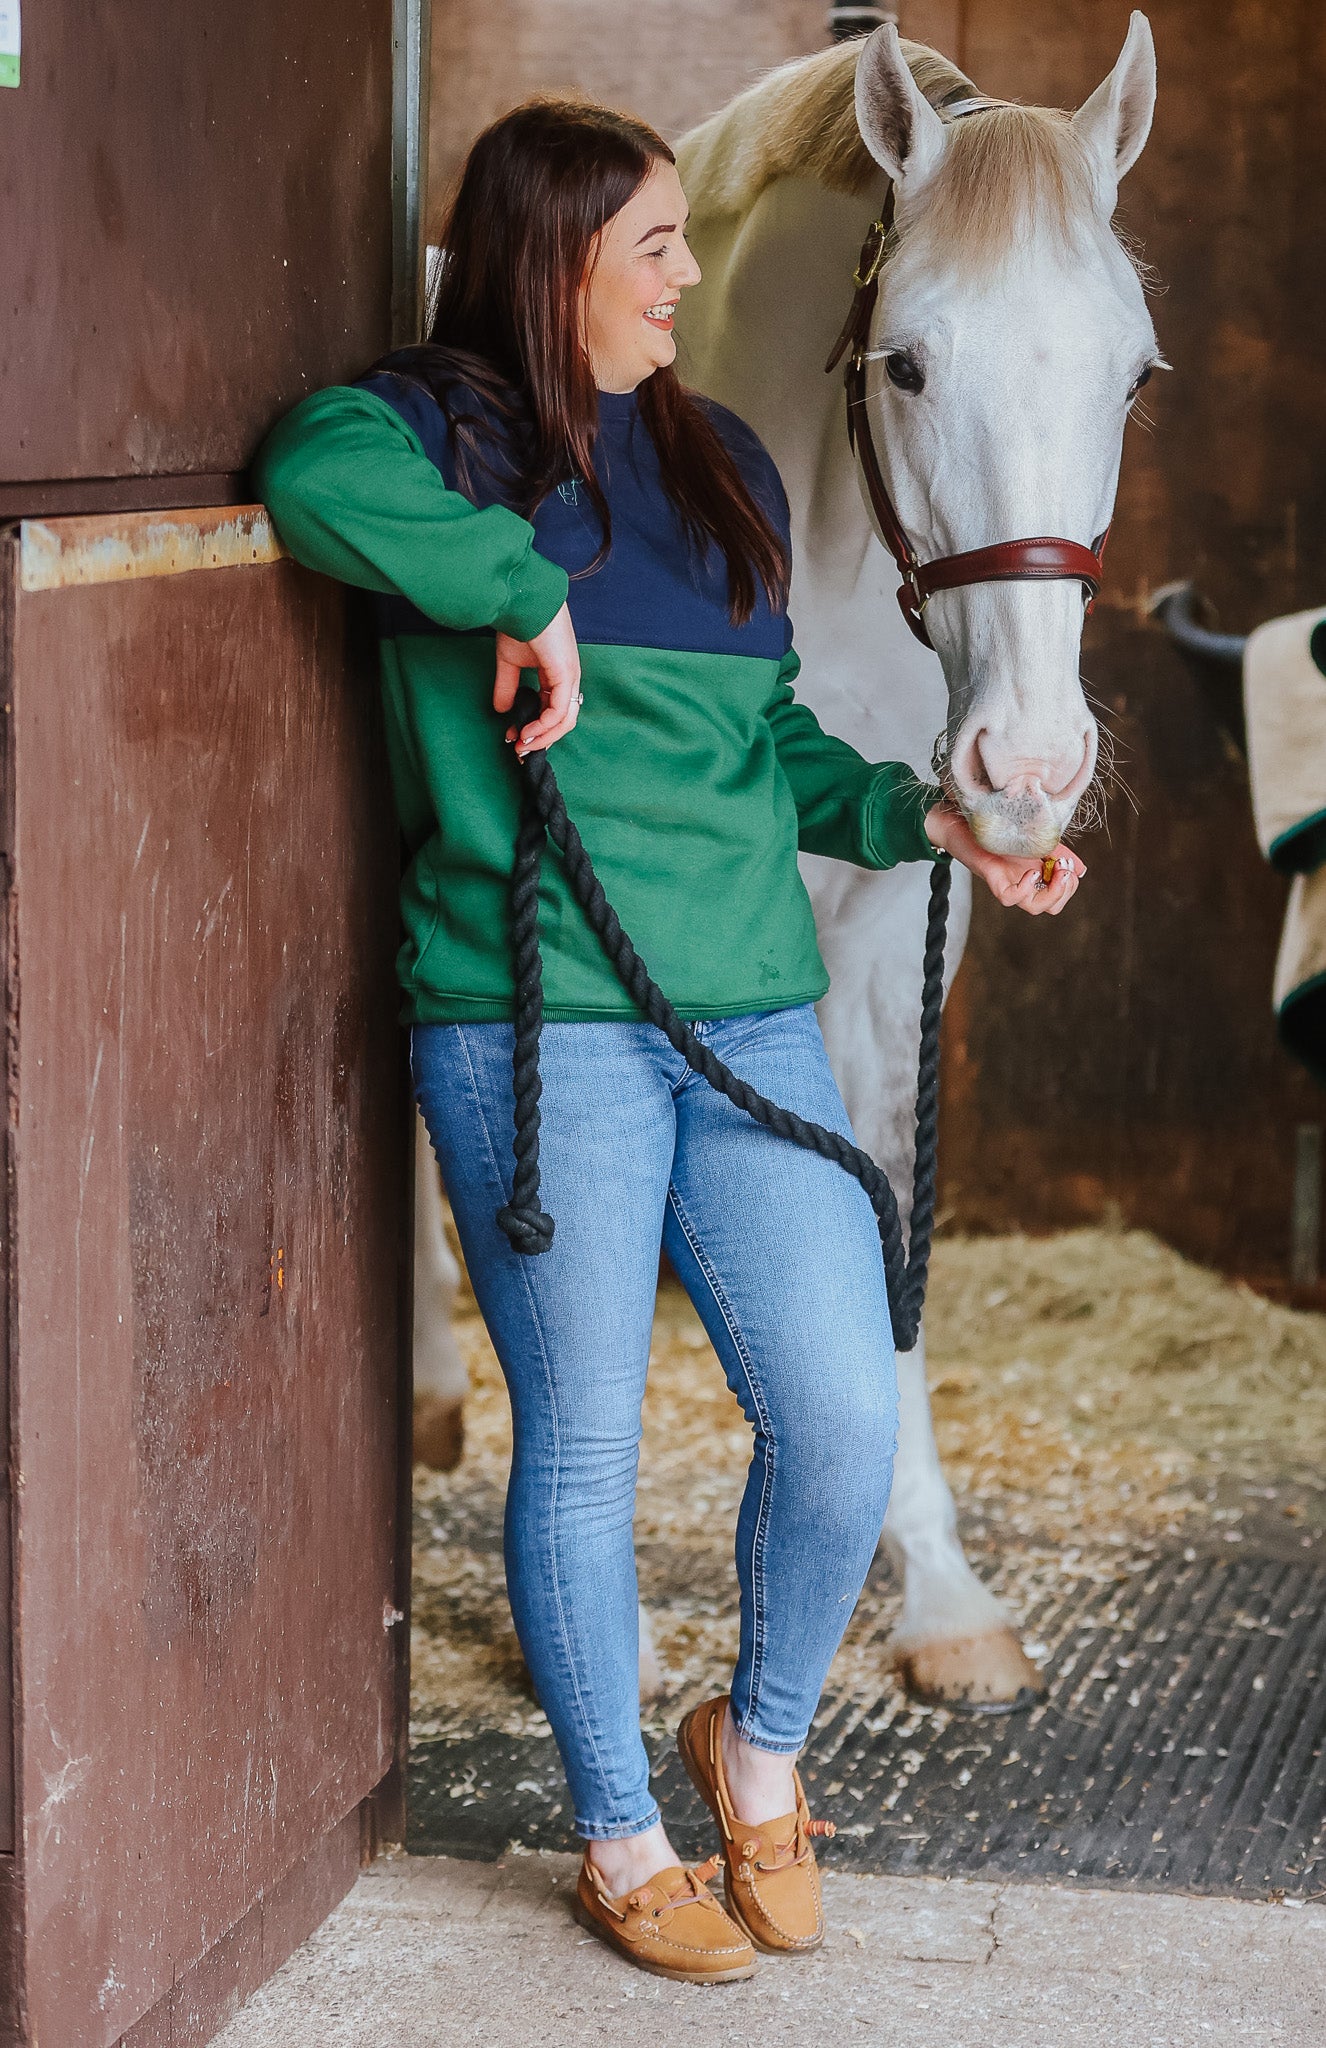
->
[450, 1024, 646, 1834]
[673, 1006, 809, 1095]
[665, 1180, 775, 1742]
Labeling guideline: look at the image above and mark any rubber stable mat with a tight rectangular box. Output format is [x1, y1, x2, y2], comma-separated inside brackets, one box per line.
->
[409, 1545, 1326, 1899]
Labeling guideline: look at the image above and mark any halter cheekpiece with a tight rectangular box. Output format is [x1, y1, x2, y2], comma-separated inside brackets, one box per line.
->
[824, 139, 1110, 650]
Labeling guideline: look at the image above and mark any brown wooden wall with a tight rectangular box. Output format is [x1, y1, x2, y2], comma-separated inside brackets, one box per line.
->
[427, 0, 829, 212]
[0, 0, 393, 509]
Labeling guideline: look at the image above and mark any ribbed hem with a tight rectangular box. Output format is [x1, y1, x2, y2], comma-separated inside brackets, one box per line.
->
[401, 980, 831, 1027]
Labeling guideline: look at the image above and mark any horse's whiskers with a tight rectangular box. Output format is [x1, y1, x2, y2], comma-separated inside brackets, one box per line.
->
[931, 716, 1132, 840]
[1075, 720, 1138, 833]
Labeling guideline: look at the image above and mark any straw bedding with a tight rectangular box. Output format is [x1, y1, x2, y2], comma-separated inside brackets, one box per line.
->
[412, 1227, 1326, 1742]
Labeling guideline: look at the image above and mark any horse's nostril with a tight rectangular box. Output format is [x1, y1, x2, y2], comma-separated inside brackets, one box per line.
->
[952, 727, 996, 796]
[953, 723, 1095, 807]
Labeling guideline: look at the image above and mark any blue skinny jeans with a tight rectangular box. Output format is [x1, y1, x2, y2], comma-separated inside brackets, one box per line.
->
[411, 1004, 898, 1841]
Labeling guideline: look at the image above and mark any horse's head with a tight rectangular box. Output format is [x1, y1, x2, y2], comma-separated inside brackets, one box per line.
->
[852, 17, 1161, 857]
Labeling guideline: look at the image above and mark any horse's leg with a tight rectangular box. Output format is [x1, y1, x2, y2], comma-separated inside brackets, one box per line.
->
[637, 1602, 662, 1702]
[412, 1106, 468, 1471]
[882, 1327, 1045, 1709]
[806, 858, 1042, 1709]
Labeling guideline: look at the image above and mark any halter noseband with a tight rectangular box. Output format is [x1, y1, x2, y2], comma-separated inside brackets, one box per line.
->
[824, 163, 1109, 651]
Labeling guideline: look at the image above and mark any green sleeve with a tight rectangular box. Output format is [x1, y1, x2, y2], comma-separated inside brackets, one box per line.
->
[251, 385, 569, 640]
[765, 647, 944, 869]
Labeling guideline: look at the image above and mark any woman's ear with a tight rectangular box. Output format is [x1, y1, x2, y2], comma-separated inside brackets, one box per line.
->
[1072, 10, 1157, 217]
[854, 24, 948, 197]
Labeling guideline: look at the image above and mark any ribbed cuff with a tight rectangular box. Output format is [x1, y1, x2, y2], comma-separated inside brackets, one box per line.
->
[865, 765, 946, 868]
[495, 540, 570, 642]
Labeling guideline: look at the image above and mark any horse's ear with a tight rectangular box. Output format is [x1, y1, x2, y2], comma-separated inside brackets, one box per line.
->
[1072, 10, 1156, 214]
[855, 25, 948, 194]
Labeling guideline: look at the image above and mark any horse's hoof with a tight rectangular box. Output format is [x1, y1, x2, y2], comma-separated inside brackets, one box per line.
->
[891, 1627, 1047, 1713]
[412, 1393, 465, 1472]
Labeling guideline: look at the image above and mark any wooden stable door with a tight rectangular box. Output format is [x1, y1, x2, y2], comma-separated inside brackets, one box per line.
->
[0, 511, 410, 2045]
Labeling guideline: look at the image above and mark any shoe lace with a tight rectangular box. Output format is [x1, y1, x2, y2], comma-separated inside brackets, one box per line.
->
[626, 1854, 726, 1920]
[740, 1810, 836, 1875]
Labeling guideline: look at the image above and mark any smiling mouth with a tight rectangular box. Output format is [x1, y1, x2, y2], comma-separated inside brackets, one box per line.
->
[644, 302, 677, 329]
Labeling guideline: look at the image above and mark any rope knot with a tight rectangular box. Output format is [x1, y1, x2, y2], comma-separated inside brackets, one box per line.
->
[496, 1204, 555, 1256]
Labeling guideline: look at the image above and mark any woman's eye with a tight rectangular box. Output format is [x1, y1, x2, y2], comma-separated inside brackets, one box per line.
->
[885, 351, 925, 395]
[1127, 364, 1153, 401]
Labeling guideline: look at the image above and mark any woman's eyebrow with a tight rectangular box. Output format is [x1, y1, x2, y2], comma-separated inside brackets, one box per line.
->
[634, 213, 689, 245]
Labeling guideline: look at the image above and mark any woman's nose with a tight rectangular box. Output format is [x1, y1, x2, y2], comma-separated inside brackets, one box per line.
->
[674, 245, 702, 289]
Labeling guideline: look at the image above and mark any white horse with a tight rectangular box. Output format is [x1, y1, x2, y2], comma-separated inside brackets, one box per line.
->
[673, 19, 1159, 1704]
[414, 15, 1160, 1709]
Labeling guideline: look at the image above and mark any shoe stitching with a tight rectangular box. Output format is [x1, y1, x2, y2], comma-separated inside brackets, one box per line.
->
[743, 1864, 823, 1946]
[646, 1932, 752, 1958]
[581, 1889, 751, 1959]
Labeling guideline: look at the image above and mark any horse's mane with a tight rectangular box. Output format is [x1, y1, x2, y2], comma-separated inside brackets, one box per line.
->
[679, 38, 1097, 269]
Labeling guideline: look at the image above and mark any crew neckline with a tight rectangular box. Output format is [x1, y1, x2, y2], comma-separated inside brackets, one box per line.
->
[597, 388, 641, 425]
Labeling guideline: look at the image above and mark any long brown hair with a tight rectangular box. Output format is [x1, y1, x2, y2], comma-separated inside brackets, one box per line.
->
[376, 100, 790, 625]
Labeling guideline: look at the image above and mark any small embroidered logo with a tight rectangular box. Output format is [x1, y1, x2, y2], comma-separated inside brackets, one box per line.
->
[557, 478, 581, 506]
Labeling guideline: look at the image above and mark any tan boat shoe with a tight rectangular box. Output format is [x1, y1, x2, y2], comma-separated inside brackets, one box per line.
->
[574, 1850, 757, 1983]
[677, 1693, 835, 1955]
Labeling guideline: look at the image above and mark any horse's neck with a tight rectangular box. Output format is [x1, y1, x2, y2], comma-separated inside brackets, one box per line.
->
[678, 173, 946, 775]
[682, 178, 877, 577]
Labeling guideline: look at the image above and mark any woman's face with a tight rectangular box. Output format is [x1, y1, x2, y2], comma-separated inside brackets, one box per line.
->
[581, 159, 702, 394]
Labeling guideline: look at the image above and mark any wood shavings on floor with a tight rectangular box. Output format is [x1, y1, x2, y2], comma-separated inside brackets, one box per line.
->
[412, 1227, 1326, 1743]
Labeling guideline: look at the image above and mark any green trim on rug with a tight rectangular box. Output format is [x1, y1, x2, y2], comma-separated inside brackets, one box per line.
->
[1278, 969, 1326, 1088]
[1269, 808, 1326, 877]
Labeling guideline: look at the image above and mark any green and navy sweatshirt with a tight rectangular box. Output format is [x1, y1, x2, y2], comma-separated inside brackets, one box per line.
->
[254, 372, 942, 1023]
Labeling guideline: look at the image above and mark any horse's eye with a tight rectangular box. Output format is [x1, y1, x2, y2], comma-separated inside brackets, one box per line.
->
[1127, 364, 1153, 401]
[885, 351, 925, 395]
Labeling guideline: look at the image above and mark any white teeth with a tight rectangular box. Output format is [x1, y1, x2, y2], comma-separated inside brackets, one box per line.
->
[645, 303, 674, 319]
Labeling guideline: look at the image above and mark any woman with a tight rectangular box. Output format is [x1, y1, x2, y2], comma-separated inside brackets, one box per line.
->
[256, 99, 1082, 1985]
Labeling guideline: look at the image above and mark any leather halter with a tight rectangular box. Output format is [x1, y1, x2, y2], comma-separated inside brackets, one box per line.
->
[824, 177, 1109, 650]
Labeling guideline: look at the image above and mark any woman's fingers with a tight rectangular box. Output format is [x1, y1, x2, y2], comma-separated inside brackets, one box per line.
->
[923, 810, 1084, 918]
[493, 604, 583, 755]
[492, 647, 523, 717]
[514, 660, 582, 754]
[1020, 849, 1084, 916]
[963, 840, 1085, 915]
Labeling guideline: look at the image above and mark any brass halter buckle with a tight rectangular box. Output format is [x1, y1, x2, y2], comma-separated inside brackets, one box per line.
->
[851, 216, 891, 293]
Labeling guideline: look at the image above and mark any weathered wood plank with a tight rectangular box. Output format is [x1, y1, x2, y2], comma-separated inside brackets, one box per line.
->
[0, 0, 392, 483]
[8, 545, 406, 2044]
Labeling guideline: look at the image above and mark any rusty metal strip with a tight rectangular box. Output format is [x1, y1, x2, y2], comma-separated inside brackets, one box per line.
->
[18, 506, 286, 592]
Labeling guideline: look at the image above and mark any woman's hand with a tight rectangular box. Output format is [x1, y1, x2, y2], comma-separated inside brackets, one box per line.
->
[494, 602, 583, 757]
[924, 804, 1085, 915]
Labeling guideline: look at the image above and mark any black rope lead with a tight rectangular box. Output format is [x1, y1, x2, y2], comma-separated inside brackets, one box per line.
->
[495, 745, 951, 1353]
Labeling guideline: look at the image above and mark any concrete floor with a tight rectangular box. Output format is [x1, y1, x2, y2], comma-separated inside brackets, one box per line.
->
[212, 1850, 1326, 2048]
